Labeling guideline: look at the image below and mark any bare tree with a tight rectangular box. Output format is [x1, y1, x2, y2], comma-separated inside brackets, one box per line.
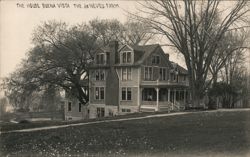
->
[135, 0, 250, 106]
[89, 18, 154, 46]
[209, 30, 249, 85]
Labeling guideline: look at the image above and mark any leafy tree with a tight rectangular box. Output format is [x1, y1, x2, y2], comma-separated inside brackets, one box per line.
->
[2, 18, 154, 109]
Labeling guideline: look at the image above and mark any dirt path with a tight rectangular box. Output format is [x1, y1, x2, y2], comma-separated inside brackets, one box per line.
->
[1, 108, 250, 134]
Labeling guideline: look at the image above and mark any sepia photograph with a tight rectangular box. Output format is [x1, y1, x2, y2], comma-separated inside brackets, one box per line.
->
[0, 0, 250, 156]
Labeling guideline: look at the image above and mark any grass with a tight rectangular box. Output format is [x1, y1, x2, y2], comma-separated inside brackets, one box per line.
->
[0, 111, 176, 132]
[1, 110, 250, 157]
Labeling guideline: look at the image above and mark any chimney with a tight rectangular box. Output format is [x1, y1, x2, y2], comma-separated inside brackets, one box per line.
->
[108, 40, 119, 65]
[165, 53, 169, 60]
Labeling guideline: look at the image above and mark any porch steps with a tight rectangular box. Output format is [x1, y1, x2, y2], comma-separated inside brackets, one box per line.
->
[140, 107, 156, 112]
[159, 106, 171, 112]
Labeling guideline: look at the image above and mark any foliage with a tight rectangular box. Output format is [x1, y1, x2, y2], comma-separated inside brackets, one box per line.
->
[2, 19, 154, 109]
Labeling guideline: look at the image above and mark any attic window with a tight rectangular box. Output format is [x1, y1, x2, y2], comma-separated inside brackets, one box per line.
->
[122, 51, 132, 63]
[106, 52, 110, 64]
[152, 55, 160, 64]
[96, 53, 105, 64]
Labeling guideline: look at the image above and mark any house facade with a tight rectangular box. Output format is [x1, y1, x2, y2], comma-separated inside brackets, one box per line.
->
[64, 41, 190, 120]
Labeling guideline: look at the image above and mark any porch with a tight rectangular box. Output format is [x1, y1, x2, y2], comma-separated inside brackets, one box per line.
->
[140, 87, 189, 112]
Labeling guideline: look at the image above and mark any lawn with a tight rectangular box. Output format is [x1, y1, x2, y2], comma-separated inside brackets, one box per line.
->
[1, 110, 250, 157]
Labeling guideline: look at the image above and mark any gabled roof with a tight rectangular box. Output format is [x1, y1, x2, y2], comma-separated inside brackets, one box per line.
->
[95, 42, 188, 73]
[171, 62, 188, 74]
[131, 44, 160, 64]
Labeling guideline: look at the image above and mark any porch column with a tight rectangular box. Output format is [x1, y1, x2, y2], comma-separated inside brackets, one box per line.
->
[173, 89, 176, 110]
[168, 88, 171, 102]
[184, 89, 186, 105]
[174, 89, 177, 104]
[156, 87, 159, 111]
[139, 88, 143, 112]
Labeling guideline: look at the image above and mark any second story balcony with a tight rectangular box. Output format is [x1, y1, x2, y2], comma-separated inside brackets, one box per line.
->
[140, 79, 189, 87]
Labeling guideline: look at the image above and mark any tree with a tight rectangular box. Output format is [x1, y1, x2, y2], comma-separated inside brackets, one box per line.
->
[2, 18, 154, 109]
[0, 97, 8, 115]
[3, 21, 97, 107]
[31, 21, 98, 104]
[209, 30, 249, 85]
[89, 18, 154, 46]
[136, 0, 250, 106]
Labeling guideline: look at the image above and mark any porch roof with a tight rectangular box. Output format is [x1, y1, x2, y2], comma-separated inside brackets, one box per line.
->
[140, 84, 189, 89]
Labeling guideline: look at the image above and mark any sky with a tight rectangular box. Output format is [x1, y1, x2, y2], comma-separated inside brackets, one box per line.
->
[0, 0, 141, 78]
[0, 0, 249, 79]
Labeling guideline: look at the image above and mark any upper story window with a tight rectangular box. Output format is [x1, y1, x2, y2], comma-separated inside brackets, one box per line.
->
[106, 52, 110, 64]
[159, 68, 167, 81]
[122, 51, 132, 63]
[96, 53, 105, 64]
[95, 69, 105, 81]
[122, 67, 132, 81]
[68, 102, 72, 111]
[144, 67, 153, 80]
[152, 55, 160, 64]
[95, 87, 105, 100]
[121, 87, 132, 101]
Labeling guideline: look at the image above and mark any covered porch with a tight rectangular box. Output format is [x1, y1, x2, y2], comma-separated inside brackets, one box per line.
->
[140, 87, 190, 112]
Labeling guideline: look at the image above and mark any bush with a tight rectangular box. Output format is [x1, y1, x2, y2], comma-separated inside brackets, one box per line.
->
[18, 119, 30, 124]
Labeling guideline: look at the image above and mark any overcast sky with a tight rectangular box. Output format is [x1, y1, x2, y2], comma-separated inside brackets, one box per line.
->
[0, 0, 138, 78]
[1, 0, 249, 78]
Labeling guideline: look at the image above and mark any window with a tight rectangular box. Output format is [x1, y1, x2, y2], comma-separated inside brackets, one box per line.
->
[68, 102, 72, 111]
[145, 67, 153, 80]
[95, 87, 99, 99]
[95, 87, 105, 100]
[79, 103, 82, 112]
[127, 88, 132, 100]
[100, 87, 105, 100]
[100, 70, 105, 81]
[96, 54, 105, 64]
[152, 55, 160, 64]
[127, 52, 131, 63]
[122, 51, 132, 63]
[106, 52, 110, 64]
[95, 69, 105, 81]
[122, 87, 126, 100]
[122, 108, 131, 112]
[160, 68, 167, 80]
[127, 68, 132, 80]
[121, 87, 132, 101]
[95, 70, 100, 80]
[122, 68, 127, 80]
[122, 52, 126, 63]
[122, 68, 132, 81]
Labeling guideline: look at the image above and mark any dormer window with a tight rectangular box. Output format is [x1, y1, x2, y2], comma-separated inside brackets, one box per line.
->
[122, 51, 132, 63]
[96, 53, 105, 64]
[106, 52, 110, 64]
[152, 55, 160, 64]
